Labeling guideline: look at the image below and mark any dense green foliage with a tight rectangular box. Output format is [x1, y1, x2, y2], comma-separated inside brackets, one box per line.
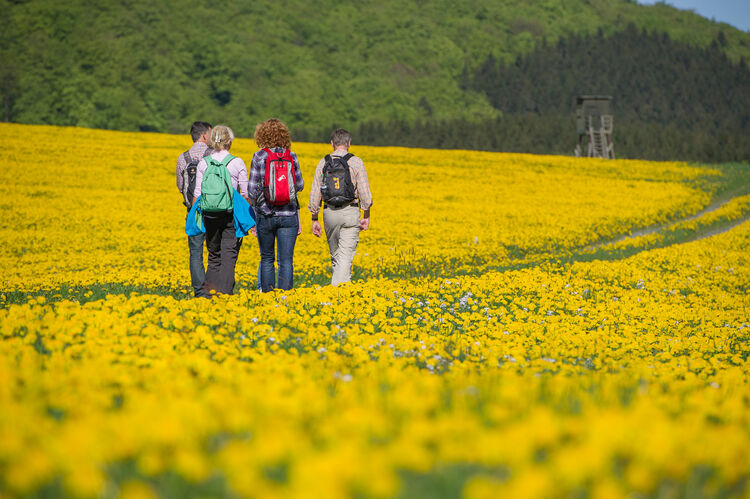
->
[2, 0, 749, 161]
[327, 26, 749, 162]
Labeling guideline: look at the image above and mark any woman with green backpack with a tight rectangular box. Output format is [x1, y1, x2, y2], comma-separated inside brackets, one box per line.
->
[193, 125, 250, 295]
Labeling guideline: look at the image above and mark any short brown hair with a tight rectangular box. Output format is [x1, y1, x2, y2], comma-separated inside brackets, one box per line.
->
[331, 128, 352, 147]
[190, 121, 212, 142]
[254, 118, 291, 149]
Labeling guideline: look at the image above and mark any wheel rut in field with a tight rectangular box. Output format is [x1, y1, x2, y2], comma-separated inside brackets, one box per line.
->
[372, 187, 750, 283]
[473, 186, 750, 276]
[580, 183, 750, 257]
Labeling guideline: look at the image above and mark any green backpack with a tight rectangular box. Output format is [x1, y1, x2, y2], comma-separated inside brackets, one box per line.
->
[200, 155, 235, 213]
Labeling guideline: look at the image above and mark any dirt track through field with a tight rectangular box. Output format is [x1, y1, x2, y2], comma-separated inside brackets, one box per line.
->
[586, 183, 750, 253]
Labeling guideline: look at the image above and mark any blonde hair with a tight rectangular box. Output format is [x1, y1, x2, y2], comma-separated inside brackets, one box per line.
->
[254, 118, 291, 149]
[209, 125, 234, 151]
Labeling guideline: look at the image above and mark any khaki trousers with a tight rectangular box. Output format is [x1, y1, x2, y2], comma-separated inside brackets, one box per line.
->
[323, 205, 360, 285]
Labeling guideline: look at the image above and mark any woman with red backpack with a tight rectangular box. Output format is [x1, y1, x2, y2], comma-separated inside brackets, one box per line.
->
[247, 119, 304, 292]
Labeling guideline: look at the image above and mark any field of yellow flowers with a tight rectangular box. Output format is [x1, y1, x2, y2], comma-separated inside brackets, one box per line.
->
[0, 123, 748, 498]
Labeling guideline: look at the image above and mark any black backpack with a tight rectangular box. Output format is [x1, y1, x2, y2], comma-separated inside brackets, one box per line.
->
[321, 153, 356, 207]
[181, 148, 212, 208]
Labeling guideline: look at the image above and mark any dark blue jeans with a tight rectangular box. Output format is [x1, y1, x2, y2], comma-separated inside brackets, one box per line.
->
[188, 233, 207, 298]
[256, 213, 298, 292]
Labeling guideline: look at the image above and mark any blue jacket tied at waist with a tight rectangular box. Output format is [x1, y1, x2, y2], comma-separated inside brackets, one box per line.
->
[185, 190, 256, 238]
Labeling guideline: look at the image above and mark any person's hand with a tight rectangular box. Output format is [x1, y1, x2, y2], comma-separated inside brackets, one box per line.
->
[312, 220, 322, 237]
[250, 226, 257, 237]
[359, 217, 370, 231]
[297, 212, 302, 235]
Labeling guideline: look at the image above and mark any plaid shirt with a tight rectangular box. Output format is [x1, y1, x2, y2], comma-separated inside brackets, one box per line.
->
[175, 141, 211, 193]
[308, 150, 373, 216]
[248, 148, 304, 217]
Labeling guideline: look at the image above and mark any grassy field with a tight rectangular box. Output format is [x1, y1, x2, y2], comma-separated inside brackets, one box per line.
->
[0, 123, 748, 498]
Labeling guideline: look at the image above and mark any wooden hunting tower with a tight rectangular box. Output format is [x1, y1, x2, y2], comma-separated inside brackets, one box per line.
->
[574, 95, 614, 159]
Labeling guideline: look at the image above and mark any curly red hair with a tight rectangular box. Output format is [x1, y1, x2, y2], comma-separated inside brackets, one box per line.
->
[254, 118, 291, 149]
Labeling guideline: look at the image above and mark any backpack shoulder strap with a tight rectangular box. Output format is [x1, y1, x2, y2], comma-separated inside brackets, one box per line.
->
[266, 148, 286, 162]
[220, 154, 236, 167]
[203, 147, 213, 157]
[183, 151, 192, 165]
[330, 154, 351, 168]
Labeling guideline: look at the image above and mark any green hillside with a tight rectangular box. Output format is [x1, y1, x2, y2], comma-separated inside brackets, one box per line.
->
[2, 0, 749, 145]
[343, 25, 749, 162]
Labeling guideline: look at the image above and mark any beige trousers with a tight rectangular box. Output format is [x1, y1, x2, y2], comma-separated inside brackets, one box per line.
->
[322, 205, 360, 285]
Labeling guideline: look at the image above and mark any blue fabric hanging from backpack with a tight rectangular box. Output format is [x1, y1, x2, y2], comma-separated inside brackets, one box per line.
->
[186, 190, 256, 238]
[185, 199, 205, 236]
[232, 192, 257, 237]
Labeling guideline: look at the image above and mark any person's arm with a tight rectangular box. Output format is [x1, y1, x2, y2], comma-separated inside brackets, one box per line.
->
[311, 219, 323, 237]
[176, 154, 185, 193]
[352, 158, 373, 231]
[193, 159, 207, 199]
[247, 151, 265, 206]
[309, 159, 325, 237]
[235, 157, 250, 202]
[292, 152, 304, 193]
[360, 208, 370, 231]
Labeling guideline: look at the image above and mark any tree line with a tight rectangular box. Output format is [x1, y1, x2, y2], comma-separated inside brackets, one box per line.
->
[297, 26, 750, 163]
[2, 1, 749, 162]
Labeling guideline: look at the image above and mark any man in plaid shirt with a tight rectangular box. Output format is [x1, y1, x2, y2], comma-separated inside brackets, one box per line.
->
[176, 121, 212, 298]
[309, 128, 373, 286]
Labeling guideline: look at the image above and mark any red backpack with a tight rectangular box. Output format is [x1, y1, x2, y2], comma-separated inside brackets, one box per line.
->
[263, 148, 297, 206]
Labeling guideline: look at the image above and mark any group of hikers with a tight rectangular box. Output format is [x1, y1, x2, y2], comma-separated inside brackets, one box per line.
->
[176, 119, 373, 297]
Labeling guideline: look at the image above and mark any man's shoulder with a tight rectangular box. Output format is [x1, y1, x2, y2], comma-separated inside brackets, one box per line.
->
[177, 149, 190, 164]
[192, 142, 211, 154]
[345, 153, 365, 168]
[180, 142, 208, 161]
[330, 151, 362, 161]
[342, 150, 362, 159]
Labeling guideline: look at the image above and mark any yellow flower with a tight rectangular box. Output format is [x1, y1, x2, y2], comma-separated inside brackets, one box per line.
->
[0, 122, 747, 498]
